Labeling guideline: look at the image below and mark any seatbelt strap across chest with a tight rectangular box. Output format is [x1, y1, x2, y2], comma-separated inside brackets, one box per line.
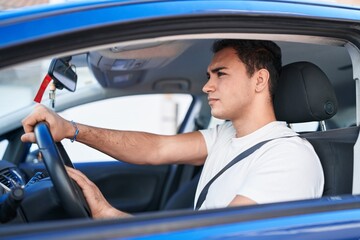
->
[195, 135, 297, 210]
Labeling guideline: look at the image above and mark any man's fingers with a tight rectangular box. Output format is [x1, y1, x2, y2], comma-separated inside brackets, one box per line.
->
[22, 105, 45, 133]
[65, 167, 125, 219]
[21, 116, 35, 135]
[22, 104, 71, 143]
[66, 167, 95, 189]
[67, 168, 88, 189]
[21, 104, 48, 143]
[20, 132, 36, 143]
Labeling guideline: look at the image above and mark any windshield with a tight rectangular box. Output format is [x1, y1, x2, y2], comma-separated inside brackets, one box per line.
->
[0, 55, 96, 118]
[0, 60, 48, 117]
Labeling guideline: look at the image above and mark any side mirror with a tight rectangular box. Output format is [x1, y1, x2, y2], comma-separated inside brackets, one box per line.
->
[48, 57, 77, 92]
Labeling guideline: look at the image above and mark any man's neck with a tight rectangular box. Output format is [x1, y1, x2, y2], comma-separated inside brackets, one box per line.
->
[232, 105, 277, 138]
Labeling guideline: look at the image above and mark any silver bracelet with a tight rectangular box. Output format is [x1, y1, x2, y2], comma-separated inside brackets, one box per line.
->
[70, 120, 79, 142]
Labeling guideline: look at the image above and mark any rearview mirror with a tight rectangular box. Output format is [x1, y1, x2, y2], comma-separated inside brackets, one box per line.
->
[48, 57, 77, 92]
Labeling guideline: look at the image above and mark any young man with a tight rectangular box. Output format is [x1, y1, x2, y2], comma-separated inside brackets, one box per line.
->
[21, 39, 324, 219]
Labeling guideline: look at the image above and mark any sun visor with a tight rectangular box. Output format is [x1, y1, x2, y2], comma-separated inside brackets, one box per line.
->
[87, 41, 192, 88]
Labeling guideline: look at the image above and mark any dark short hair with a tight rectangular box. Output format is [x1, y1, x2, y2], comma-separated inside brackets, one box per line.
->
[212, 39, 282, 98]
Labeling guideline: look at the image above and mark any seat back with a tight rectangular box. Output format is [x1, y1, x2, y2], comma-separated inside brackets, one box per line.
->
[303, 127, 359, 195]
[274, 61, 356, 196]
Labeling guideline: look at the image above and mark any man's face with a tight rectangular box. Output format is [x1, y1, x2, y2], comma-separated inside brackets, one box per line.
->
[203, 47, 256, 121]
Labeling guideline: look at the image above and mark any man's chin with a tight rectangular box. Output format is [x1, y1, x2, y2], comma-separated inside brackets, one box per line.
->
[211, 111, 227, 120]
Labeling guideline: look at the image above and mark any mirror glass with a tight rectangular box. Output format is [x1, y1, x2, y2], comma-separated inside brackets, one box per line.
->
[48, 58, 77, 92]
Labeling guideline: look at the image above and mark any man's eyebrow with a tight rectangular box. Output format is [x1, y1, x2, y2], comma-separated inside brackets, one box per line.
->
[207, 66, 228, 75]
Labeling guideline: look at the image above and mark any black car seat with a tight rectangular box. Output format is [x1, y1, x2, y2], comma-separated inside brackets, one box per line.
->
[164, 61, 359, 210]
[274, 61, 359, 196]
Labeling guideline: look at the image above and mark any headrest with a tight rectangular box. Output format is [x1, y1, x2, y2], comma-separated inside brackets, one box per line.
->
[274, 61, 338, 123]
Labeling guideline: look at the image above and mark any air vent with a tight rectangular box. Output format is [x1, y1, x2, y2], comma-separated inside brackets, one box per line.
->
[0, 168, 25, 189]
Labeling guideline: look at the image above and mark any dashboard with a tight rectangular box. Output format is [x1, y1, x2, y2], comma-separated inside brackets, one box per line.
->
[0, 161, 26, 194]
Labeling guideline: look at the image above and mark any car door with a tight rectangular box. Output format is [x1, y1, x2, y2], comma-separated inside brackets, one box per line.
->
[18, 93, 196, 214]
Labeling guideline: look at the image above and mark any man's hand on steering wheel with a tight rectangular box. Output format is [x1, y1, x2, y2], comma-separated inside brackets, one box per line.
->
[21, 104, 129, 219]
[21, 104, 74, 143]
[66, 167, 130, 219]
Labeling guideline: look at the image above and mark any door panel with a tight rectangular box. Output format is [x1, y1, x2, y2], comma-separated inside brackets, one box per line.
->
[75, 161, 170, 213]
[19, 160, 171, 213]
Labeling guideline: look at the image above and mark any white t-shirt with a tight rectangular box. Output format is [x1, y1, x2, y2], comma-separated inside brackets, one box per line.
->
[195, 121, 324, 210]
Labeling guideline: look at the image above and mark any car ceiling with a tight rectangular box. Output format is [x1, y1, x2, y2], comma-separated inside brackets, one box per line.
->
[86, 38, 353, 108]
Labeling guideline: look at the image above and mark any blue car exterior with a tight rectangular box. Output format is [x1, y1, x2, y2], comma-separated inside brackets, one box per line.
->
[3, 196, 360, 239]
[1, 0, 360, 239]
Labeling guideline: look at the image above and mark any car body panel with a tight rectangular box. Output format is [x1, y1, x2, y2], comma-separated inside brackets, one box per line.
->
[2, 196, 360, 239]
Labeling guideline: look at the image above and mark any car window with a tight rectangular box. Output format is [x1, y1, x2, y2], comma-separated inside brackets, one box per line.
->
[0, 55, 99, 120]
[58, 94, 192, 163]
[0, 140, 8, 159]
[291, 122, 319, 132]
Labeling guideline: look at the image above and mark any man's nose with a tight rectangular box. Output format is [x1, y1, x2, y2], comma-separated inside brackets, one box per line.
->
[202, 78, 214, 93]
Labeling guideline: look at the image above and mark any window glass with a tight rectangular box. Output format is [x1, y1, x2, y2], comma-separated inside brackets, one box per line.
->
[58, 94, 192, 162]
[290, 122, 319, 132]
[0, 140, 8, 159]
[0, 55, 98, 119]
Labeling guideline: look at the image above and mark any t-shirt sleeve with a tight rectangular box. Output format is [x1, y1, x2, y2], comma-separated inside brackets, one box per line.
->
[236, 139, 324, 204]
[199, 121, 232, 153]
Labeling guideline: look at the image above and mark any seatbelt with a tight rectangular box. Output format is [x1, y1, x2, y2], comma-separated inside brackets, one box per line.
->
[195, 135, 297, 210]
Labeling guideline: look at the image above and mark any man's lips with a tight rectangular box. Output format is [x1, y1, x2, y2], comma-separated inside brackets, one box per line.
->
[208, 98, 219, 105]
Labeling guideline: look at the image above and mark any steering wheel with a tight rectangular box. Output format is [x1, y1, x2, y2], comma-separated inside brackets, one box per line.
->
[34, 122, 90, 218]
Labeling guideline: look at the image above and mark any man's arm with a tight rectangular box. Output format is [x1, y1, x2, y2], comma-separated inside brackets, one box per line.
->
[228, 195, 257, 207]
[21, 104, 208, 166]
[75, 124, 207, 165]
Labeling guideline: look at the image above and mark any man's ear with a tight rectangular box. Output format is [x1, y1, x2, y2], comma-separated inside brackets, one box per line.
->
[255, 69, 270, 93]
